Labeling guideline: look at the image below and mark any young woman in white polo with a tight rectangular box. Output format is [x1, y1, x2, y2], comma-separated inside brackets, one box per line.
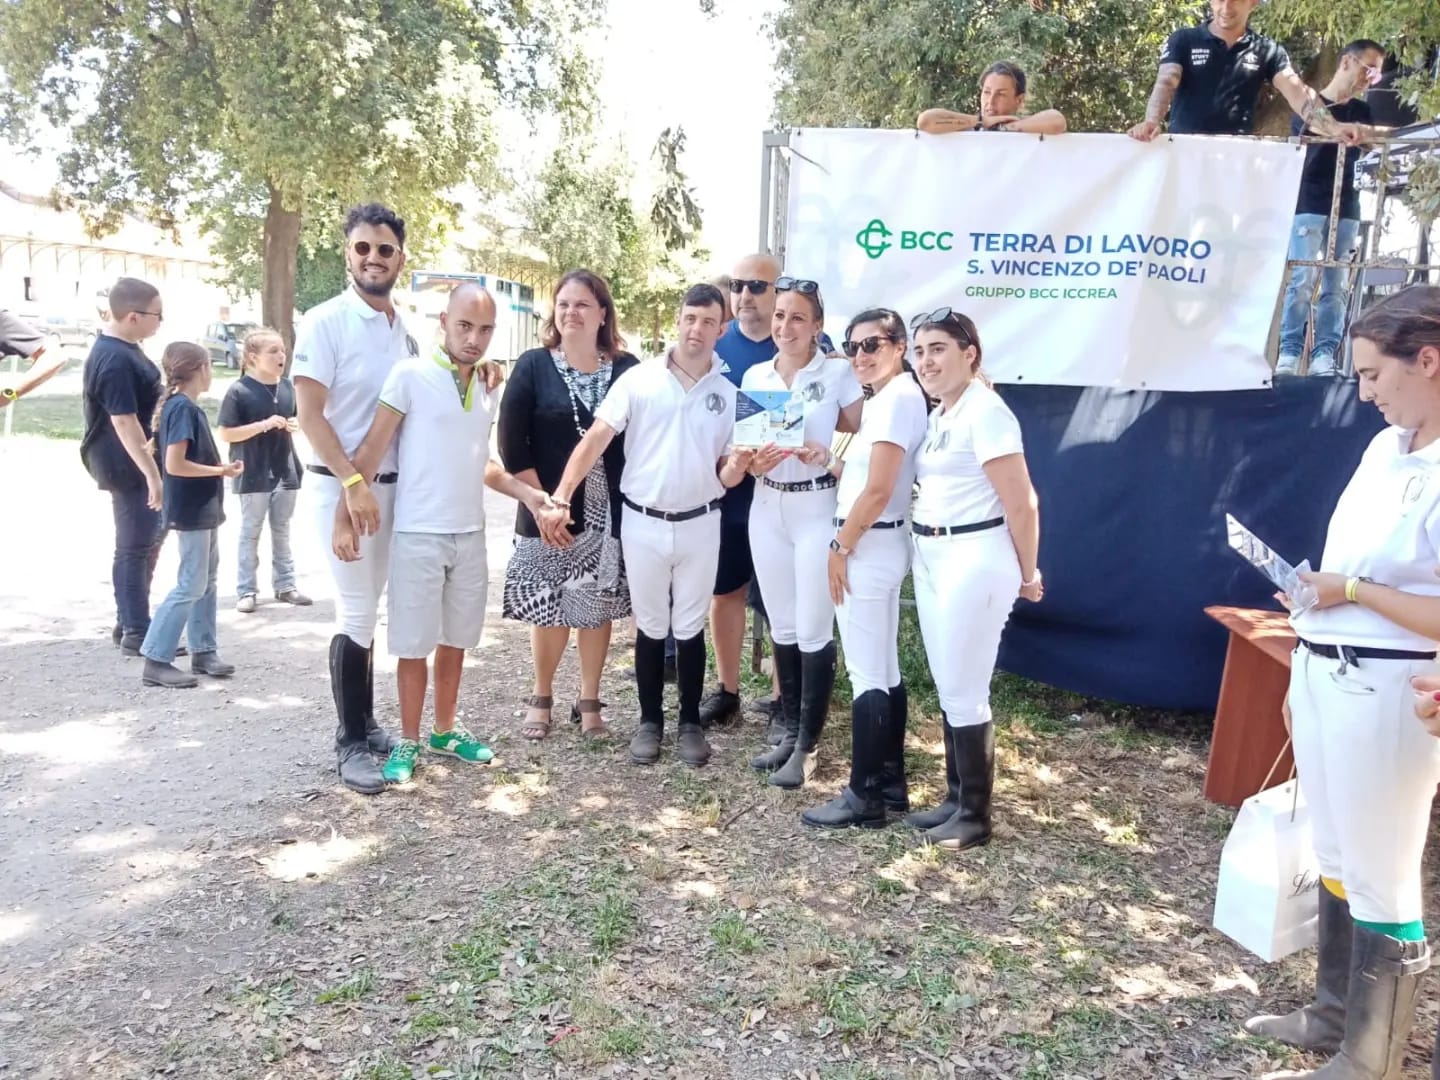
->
[548, 284, 754, 770]
[1246, 285, 1440, 1080]
[742, 278, 863, 788]
[905, 309, 1041, 850]
[801, 308, 928, 830]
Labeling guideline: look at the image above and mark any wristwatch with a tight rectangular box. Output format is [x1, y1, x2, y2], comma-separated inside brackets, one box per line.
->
[829, 538, 851, 556]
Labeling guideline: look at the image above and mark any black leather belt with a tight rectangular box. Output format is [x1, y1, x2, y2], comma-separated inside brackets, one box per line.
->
[833, 517, 904, 530]
[1300, 638, 1436, 664]
[308, 464, 398, 485]
[623, 495, 722, 523]
[912, 517, 1005, 537]
[762, 474, 838, 493]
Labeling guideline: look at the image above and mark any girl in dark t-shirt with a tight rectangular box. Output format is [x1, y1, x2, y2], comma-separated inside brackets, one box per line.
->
[138, 343, 244, 688]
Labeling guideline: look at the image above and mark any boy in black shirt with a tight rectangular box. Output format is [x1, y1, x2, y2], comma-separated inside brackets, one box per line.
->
[218, 328, 309, 612]
[140, 343, 243, 688]
[79, 277, 166, 654]
[1277, 40, 1387, 376]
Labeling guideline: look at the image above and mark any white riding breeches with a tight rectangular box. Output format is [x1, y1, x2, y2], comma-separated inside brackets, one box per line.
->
[310, 474, 396, 648]
[912, 528, 1020, 728]
[1289, 645, 1440, 924]
[834, 526, 910, 699]
[749, 483, 838, 651]
[620, 504, 721, 640]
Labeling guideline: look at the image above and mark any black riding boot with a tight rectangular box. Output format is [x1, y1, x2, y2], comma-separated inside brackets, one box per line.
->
[921, 721, 993, 849]
[1245, 885, 1353, 1053]
[753, 642, 802, 771]
[629, 630, 666, 765]
[674, 632, 712, 767]
[772, 642, 835, 788]
[880, 681, 909, 811]
[331, 634, 385, 794]
[364, 645, 397, 754]
[800, 687, 888, 829]
[904, 719, 962, 830]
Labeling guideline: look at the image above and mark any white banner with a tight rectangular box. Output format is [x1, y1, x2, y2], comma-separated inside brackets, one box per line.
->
[782, 129, 1306, 392]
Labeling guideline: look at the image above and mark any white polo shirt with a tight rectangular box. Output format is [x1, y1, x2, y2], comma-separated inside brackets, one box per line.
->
[1292, 425, 1440, 651]
[740, 350, 864, 484]
[835, 372, 928, 521]
[378, 351, 497, 534]
[292, 286, 419, 475]
[595, 352, 736, 512]
[913, 381, 1024, 526]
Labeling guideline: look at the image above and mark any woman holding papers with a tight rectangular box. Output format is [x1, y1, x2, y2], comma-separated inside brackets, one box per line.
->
[801, 308, 928, 829]
[905, 309, 1042, 851]
[1248, 285, 1440, 1080]
[741, 278, 864, 788]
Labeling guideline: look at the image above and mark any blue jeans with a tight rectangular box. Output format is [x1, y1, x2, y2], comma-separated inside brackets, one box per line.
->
[237, 488, 298, 596]
[141, 528, 219, 663]
[111, 488, 163, 637]
[1278, 213, 1360, 371]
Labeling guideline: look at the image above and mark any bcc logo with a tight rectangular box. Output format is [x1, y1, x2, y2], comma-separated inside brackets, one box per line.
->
[855, 218, 953, 260]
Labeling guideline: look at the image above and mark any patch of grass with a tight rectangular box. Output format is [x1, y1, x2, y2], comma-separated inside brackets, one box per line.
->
[709, 910, 762, 955]
[232, 976, 296, 1018]
[348, 1057, 411, 1080]
[599, 1023, 649, 1056]
[1008, 1003, 1135, 1079]
[316, 967, 376, 1004]
[590, 892, 637, 956]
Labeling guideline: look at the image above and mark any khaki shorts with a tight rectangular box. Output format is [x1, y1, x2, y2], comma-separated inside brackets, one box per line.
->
[386, 530, 488, 658]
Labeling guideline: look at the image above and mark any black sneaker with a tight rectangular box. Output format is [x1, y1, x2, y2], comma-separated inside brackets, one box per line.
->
[697, 688, 740, 728]
[190, 652, 236, 677]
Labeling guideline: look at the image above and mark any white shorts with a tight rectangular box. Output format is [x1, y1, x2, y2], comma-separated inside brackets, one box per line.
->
[386, 530, 489, 658]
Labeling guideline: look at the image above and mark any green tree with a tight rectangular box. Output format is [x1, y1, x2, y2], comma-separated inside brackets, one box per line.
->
[0, 0, 599, 348]
[650, 127, 704, 250]
[770, 0, 1198, 134]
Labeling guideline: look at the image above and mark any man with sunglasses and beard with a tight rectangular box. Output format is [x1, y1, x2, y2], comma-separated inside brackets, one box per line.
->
[294, 203, 501, 794]
[692, 253, 783, 729]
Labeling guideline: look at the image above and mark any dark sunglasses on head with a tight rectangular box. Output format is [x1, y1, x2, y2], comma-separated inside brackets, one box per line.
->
[842, 335, 894, 358]
[729, 278, 772, 295]
[351, 240, 399, 259]
[775, 276, 820, 295]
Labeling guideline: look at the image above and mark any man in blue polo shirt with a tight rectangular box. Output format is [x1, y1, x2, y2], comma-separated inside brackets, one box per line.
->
[695, 252, 780, 727]
[1128, 0, 1364, 144]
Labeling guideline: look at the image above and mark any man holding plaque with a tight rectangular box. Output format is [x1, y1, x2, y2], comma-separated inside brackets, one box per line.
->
[547, 284, 754, 768]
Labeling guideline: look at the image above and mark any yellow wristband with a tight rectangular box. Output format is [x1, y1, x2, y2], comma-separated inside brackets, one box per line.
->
[1344, 577, 1360, 603]
[342, 472, 365, 489]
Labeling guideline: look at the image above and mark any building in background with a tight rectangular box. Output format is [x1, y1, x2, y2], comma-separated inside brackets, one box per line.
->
[0, 180, 249, 351]
[402, 269, 541, 362]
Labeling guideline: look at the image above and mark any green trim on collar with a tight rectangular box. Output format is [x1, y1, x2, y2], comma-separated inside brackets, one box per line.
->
[432, 348, 477, 412]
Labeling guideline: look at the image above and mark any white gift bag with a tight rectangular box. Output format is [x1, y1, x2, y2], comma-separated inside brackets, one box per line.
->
[1213, 776, 1320, 962]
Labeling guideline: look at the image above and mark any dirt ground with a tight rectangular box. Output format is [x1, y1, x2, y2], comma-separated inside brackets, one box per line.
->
[2, 433, 1438, 1080]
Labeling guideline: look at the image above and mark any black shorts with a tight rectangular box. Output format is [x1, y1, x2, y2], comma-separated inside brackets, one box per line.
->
[714, 478, 755, 596]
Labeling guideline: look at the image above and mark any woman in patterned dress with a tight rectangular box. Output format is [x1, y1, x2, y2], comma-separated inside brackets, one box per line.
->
[498, 270, 639, 739]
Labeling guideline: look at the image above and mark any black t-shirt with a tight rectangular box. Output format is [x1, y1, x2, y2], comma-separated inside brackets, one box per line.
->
[1292, 96, 1372, 219]
[1162, 25, 1290, 135]
[158, 394, 225, 530]
[79, 334, 163, 493]
[0, 310, 44, 358]
[217, 375, 302, 494]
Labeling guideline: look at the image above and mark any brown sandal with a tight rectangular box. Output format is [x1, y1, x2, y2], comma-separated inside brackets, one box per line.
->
[570, 698, 611, 737]
[522, 695, 553, 740]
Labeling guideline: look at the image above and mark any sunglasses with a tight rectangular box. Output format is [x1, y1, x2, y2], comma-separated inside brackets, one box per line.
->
[351, 240, 399, 259]
[842, 335, 894, 358]
[775, 277, 820, 295]
[729, 278, 772, 295]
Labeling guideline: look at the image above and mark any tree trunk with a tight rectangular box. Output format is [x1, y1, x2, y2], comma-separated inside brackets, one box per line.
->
[261, 182, 302, 367]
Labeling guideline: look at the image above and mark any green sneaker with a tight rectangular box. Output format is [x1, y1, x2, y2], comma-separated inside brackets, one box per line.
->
[381, 739, 421, 784]
[428, 724, 494, 764]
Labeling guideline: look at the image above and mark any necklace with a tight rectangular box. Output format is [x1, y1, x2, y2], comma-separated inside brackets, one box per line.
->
[668, 353, 706, 388]
[554, 349, 609, 438]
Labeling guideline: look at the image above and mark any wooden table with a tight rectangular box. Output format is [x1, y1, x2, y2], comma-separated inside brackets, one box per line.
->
[1203, 606, 1297, 807]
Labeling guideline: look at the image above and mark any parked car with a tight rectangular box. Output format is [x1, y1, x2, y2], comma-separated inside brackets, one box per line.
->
[202, 321, 259, 369]
[15, 310, 99, 351]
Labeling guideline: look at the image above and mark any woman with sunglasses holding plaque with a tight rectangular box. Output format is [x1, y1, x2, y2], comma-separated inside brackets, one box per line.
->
[741, 277, 863, 788]
[905, 309, 1041, 850]
[801, 308, 928, 830]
